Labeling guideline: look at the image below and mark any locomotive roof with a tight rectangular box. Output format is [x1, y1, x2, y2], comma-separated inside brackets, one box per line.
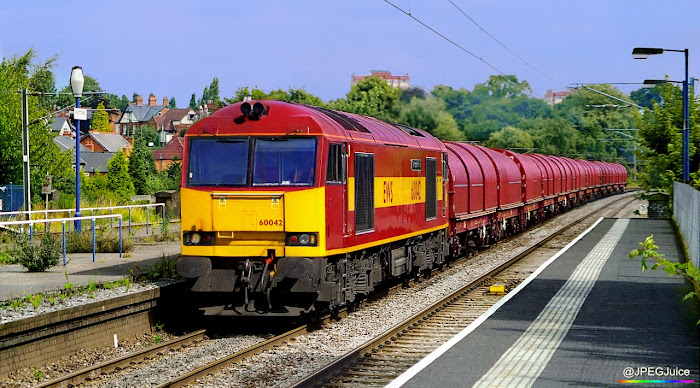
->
[186, 100, 446, 152]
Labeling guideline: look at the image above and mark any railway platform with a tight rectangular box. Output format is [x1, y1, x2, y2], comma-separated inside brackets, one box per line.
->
[390, 218, 700, 387]
[0, 239, 180, 301]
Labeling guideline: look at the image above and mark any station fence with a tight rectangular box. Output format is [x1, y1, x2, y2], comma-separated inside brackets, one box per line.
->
[0, 203, 165, 235]
[0, 214, 123, 266]
[673, 182, 700, 268]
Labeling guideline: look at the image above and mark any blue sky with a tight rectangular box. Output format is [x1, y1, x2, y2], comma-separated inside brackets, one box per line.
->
[1, 0, 699, 106]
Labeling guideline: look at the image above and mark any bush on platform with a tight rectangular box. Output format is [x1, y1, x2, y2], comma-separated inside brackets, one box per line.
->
[11, 233, 61, 272]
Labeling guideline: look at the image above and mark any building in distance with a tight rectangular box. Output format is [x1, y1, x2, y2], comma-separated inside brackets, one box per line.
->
[351, 70, 410, 90]
[544, 89, 573, 105]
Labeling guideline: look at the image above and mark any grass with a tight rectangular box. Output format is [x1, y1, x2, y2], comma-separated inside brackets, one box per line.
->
[0, 257, 178, 312]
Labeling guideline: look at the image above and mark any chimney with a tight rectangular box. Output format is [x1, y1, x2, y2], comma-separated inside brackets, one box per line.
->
[135, 95, 143, 106]
[148, 94, 157, 107]
[163, 96, 169, 106]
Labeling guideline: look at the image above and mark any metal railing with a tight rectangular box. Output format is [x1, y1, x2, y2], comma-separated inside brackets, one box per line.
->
[0, 203, 165, 235]
[0, 215, 123, 266]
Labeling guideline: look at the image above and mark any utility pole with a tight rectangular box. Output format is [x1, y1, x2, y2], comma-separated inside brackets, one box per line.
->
[20, 88, 31, 219]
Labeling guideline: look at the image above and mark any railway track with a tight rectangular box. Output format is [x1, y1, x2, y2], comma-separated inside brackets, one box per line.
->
[29, 194, 634, 387]
[290, 194, 636, 387]
[35, 330, 207, 388]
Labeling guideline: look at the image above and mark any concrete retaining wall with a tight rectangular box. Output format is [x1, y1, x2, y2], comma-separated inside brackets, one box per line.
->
[674, 182, 700, 268]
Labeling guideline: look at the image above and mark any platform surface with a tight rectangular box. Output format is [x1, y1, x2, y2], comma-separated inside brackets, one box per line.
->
[392, 218, 700, 387]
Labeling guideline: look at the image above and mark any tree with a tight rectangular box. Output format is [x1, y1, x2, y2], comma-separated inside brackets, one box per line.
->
[556, 84, 639, 162]
[523, 117, 583, 157]
[485, 126, 534, 151]
[400, 87, 427, 103]
[0, 49, 74, 200]
[328, 76, 401, 122]
[128, 138, 157, 195]
[118, 95, 130, 111]
[636, 83, 699, 191]
[473, 75, 531, 99]
[631, 85, 664, 109]
[209, 78, 222, 107]
[56, 74, 102, 109]
[91, 102, 110, 132]
[107, 150, 135, 202]
[189, 93, 197, 110]
[399, 97, 463, 140]
[168, 96, 177, 108]
[29, 63, 57, 110]
[133, 125, 159, 147]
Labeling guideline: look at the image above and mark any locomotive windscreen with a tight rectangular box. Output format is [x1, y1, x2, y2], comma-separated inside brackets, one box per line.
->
[252, 138, 316, 186]
[187, 138, 249, 186]
[186, 137, 317, 187]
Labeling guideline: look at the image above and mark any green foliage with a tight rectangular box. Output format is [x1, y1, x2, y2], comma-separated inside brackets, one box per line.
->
[224, 87, 324, 106]
[631, 85, 664, 110]
[398, 97, 463, 140]
[10, 233, 61, 272]
[118, 95, 130, 111]
[30, 66, 57, 110]
[129, 138, 158, 195]
[91, 101, 111, 132]
[0, 250, 17, 264]
[168, 96, 177, 108]
[0, 49, 74, 202]
[485, 125, 534, 151]
[56, 74, 102, 109]
[107, 150, 135, 202]
[328, 76, 401, 122]
[473, 74, 532, 98]
[66, 229, 133, 253]
[33, 367, 44, 382]
[629, 235, 700, 324]
[189, 93, 197, 110]
[635, 83, 699, 192]
[132, 124, 159, 147]
[400, 87, 427, 103]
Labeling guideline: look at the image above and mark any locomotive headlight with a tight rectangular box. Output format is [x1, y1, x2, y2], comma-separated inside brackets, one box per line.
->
[183, 231, 215, 246]
[286, 233, 317, 246]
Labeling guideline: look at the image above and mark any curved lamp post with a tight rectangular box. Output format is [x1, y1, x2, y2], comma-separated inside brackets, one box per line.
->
[633, 47, 690, 182]
[70, 66, 84, 232]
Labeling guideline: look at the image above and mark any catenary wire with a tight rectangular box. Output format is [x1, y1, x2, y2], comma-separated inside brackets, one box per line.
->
[382, 0, 546, 98]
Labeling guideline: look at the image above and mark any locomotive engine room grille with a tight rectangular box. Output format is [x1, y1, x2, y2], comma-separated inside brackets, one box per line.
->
[355, 153, 375, 233]
[426, 157, 437, 220]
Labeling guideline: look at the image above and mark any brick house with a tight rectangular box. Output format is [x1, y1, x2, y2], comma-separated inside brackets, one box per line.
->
[151, 136, 184, 171]
[154, 108, 197, 146]
[81, 132, 132, 155]
[117, 94, 168, 136]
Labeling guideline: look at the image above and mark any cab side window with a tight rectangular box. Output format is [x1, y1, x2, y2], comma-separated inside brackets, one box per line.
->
[326, 143, 346, 184]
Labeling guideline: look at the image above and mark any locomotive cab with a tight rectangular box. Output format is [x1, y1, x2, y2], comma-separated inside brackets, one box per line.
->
[178, 102, 329, 316]
[178, 100, 450, 317]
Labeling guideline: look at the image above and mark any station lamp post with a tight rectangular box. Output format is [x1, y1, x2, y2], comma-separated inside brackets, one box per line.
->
[70, 66, 84, 232]
[633, 47, 690, 182]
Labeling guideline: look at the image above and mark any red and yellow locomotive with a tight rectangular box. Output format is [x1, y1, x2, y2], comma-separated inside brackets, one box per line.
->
[178, 101, 449, 316]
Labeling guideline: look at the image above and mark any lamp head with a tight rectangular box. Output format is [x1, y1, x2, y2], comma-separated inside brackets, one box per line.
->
[70, 66, 84, 97]
[632, 47, 664, 60]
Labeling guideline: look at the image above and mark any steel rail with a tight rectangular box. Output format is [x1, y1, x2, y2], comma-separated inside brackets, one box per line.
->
[35, 330, 207, 388]
[291, 194, 636, 387]
[154, 325, 311, 388]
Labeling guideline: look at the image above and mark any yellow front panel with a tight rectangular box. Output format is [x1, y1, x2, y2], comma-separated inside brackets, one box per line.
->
[211, 193, 284, 231]
[181, 187, 326, 258]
